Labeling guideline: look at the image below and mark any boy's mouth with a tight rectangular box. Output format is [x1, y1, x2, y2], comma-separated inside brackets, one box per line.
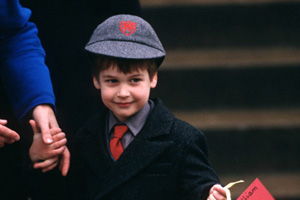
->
[116, 102, 132, 107]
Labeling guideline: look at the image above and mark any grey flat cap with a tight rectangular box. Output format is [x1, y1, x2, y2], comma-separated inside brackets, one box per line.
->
[85, 14, 165, 67]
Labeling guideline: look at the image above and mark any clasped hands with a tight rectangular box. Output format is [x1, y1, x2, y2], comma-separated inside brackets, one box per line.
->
[1, 105, 70, 176]
[29, 119, 70, 176]
[28, 105, 70, 176]
[0, 118, 69, 176]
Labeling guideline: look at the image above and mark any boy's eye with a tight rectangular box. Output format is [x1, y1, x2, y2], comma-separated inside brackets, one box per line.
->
[106, 79, 118, 83]
[130, 78, 141, 83]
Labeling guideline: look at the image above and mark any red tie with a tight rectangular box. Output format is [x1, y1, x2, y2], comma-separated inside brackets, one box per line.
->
[110, 125, 128, 160]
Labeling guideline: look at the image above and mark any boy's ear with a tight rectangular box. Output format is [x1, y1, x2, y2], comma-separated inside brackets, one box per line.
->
[93, 76, 101, 89]
[150, 72, 158, 88]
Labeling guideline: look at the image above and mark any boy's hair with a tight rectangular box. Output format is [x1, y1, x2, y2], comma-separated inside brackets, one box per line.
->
[90, 54, 157, 81]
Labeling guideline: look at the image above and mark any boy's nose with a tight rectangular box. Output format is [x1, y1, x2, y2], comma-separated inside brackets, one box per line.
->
[117, 86, 130, 97]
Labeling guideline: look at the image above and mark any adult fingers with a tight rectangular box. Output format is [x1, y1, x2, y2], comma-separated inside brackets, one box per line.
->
[48, 113, 59, 129]
[39, 124, 53, 144]
[0, 137, 15, 144]
[0, 141, 4, 148]
[33, 105, 53, 144]
[41, 112, 60, 143]
[0, 125, 20, 141]
[29, 120, 39, 134]
[0, 119, 8, 125]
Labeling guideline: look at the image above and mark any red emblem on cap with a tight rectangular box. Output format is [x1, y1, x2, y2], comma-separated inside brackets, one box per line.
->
[120, 21, 137, 36]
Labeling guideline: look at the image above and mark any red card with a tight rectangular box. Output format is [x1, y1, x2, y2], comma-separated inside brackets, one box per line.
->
[236, 178, 275, 200]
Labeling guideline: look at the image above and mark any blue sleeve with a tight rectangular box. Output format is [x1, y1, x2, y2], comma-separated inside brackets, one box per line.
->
[0, 0, 31, 31]
[0, 0, 55, 120]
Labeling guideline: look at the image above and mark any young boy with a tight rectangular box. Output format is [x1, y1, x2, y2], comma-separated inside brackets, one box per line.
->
[63, 14, 230, 200]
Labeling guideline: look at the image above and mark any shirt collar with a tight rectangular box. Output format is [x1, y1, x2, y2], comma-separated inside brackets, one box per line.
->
[108, 100, 152, 136]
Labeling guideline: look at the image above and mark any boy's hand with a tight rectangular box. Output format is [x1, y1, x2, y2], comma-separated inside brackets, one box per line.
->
[33, 148, 70, 176]
[29, 119, 66, 162]
[59, 147, 71, 176]
[207, 184, 229, 200]
[0, 119, 20, 148]
[29, 120, 69, 176]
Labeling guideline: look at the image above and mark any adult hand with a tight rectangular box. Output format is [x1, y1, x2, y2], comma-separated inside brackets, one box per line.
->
[32, 104, 59, 144]
[0, 119, 20, 148]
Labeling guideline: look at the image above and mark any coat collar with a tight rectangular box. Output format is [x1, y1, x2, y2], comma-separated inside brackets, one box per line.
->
[79, 98, 175, 198]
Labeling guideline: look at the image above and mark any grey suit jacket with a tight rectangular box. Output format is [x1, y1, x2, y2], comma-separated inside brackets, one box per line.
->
[67, 98, 220, 200]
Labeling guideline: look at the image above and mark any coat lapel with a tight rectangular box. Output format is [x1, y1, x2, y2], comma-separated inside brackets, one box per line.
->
[80, 112, 114, 179]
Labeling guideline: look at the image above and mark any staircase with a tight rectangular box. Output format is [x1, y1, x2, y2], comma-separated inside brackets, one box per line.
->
[140, 1, 300, 199]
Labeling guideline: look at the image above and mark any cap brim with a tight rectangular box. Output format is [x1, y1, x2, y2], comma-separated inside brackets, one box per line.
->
[85, 40, 165, 61]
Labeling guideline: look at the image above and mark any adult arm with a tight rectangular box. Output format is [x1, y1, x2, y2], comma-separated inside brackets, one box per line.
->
[0, 0, 69, 174]
[1, 0, 55, 143]
[0, 21, 56, 124]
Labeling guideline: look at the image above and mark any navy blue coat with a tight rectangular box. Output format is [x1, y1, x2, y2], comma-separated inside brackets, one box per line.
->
[68, 99, 220, 200]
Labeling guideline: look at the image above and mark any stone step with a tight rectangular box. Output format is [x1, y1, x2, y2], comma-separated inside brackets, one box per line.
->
[163, 47, 300, 69]
[142, 3, 300, 49]
[173, 109, 300, 174]
[142, 3, 300, 199]
[172, 108, 300, 131]
[153, 65, 300, 109]
[206, 128, 300, 199]
[174, 109, 300, 174]
[205, 127, 300, 172]
[174, 109, 300, 182]
[140, 0, 299, 7]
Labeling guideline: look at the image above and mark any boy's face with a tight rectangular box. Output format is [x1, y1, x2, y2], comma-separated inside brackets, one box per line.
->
[93, 65, 157, 122]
